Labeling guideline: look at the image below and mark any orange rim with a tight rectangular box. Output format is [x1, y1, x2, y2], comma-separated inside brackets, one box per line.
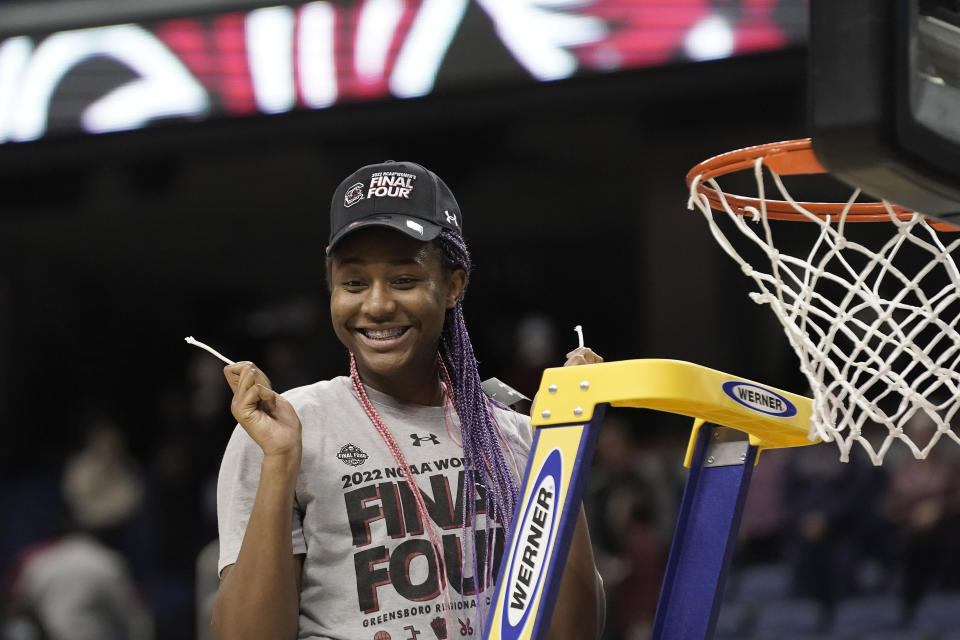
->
[686, 138, 959, 232]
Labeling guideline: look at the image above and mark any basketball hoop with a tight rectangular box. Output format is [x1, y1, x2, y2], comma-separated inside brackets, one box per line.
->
[687, 138, 960, 464]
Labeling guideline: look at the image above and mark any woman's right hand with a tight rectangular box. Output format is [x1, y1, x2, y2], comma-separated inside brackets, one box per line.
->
[224, 362, 302, 458]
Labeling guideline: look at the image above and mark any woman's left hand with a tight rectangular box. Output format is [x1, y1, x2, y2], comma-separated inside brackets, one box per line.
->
[563, 347, 603, 367]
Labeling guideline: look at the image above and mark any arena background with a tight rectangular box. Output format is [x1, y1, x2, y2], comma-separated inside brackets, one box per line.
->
[6, 2, 943, 640]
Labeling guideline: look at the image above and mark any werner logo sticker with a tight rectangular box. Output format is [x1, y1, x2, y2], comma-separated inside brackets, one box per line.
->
[502, 447, 562, 633]
[722, 381, 797, 418]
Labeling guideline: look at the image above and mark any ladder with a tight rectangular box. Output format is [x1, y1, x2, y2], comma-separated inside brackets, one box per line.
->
[485, 359, 817, 639]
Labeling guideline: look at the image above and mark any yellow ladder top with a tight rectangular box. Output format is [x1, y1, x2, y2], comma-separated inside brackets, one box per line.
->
[530, 359, 819, 461]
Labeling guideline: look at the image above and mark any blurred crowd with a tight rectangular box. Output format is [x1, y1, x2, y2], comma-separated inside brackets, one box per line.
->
[2, 308, 960, 640]
[586, 410, 960, 640]
[0, 348, 247, 640]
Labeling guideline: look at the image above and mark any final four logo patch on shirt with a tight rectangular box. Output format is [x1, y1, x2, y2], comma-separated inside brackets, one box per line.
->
[337, 443, 369, 466]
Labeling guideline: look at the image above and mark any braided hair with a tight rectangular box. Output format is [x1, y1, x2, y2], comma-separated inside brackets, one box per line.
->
[435, 230, 520, 527]
[435, 229, 522, 630]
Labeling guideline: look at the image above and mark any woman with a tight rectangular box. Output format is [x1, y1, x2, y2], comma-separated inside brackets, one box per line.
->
[211, 161, 604, 640]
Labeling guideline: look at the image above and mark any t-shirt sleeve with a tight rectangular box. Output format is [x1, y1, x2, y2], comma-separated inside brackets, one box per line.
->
[510, 410, 534, 454]
[216, 425, 307, 576]
[493, 408, 534, 484]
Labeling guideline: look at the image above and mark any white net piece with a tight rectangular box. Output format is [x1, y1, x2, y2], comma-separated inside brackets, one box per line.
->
[688, 158, 960, 465]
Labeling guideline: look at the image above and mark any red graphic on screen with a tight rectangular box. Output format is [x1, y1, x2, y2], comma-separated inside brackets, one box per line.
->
[575, 0, 789, 69]
[0, 0, 805, 144]
[155, 15, 256, 116]
[150, 0, 800, 119]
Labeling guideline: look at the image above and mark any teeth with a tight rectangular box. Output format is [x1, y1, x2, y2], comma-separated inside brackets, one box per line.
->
[362, 327, 407, 340]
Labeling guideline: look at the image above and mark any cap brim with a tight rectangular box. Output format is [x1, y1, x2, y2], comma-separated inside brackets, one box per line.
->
[327, 215, 444, 253]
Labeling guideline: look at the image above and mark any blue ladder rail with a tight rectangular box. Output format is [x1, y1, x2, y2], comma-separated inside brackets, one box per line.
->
[650, 424, 758, 639]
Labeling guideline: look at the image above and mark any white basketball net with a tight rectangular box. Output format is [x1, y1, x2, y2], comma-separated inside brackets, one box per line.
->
[688, 158, 960, 464]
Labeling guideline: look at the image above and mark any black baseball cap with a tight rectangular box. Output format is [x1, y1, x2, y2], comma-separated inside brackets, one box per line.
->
[327, 160, 462, 254]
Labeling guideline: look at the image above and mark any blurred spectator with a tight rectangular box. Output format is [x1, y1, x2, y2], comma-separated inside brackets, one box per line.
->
[736, 447, 789, 566]
[613, 509, 668, 640]
[507, 313, 559, 398]
[782, 442, 885, 607]
[187, 354, 228, 426]
[586, 415, 672, 639]
[151, 355, 228, 559]
[262, 338, 311, 394]
[195, 540, 219, 640]
[60, 415, 152, 582]
[2, 415, 152, 640]
[882, 411, 960, 606]
[62, 418, 144, 537]
[2, 533, 153, 640]
[144, 374, 213, 639]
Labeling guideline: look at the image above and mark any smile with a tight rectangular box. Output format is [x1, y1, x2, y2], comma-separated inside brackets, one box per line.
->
[357, 326, 410, 341]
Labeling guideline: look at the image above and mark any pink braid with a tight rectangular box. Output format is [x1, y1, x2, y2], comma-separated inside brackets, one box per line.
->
[348, 354, 454, 622]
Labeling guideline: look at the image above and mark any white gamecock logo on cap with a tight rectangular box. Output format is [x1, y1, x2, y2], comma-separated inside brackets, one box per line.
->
[444, 210, 458, 227]
[344, 182, 364, 208]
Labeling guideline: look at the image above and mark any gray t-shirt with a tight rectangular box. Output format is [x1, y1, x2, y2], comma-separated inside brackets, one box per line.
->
[217, 376, 533, 640]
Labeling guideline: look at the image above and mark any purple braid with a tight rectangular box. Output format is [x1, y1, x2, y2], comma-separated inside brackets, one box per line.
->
[437, 230, 519, 526]
[436, 230, 520, 630]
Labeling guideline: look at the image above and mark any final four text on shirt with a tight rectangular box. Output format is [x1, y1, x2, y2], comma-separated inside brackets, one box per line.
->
[367, 172, 416, 199]
[344, 467, 507, 613]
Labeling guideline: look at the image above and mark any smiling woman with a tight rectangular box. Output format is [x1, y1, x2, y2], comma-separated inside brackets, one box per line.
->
[210, 160, 604, 640]
[327, 229, 463, 403]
